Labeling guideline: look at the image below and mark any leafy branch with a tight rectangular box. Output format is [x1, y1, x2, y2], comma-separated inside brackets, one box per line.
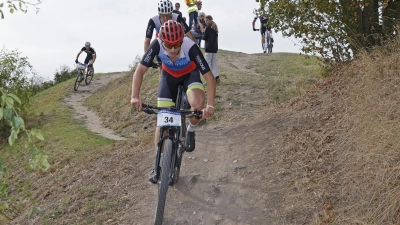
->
[0, 0, 42, 19]
[0, 87, 48, 219]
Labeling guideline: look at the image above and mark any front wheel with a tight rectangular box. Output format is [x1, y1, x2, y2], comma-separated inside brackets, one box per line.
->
[85, 69, 94, 85]
[74, 72, 82, 91]
[154, 139, 173, 225]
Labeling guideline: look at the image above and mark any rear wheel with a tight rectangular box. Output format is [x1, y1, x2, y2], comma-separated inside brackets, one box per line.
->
[74, 71, 83, 91]
[154, 139, 173, 225]
[266, 35, 273, 53]
[85, 69, 94, 85]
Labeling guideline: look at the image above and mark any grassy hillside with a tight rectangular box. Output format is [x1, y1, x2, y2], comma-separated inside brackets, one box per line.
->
[4, 42, 400, 224]
[86, 51, 322, 141]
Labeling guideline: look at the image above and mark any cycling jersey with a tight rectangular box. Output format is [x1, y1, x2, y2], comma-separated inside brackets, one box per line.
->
[80, 47, 96, 64]
[145, 13, 190, 39]
[255, 15, 269, 27]
[80, 47, 96, 59]
[140, 37, 210, 77]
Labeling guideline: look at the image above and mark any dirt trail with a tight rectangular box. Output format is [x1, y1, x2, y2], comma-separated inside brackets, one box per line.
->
[61, 69, 284, 224]
[64, 72, 127, 141]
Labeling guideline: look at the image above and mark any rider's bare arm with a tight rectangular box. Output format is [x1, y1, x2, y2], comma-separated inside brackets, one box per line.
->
[144, 18, 156, 53]
[144, 38, 151, 53]
[252, 18, 257, 30]
[202, 71, 216, 118]
[131, 63, 149, 111]
[76, 51, 82, 60]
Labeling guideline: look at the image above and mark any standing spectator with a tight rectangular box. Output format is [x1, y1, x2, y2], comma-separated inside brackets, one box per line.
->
[199, 15, 220, 83]
[197, 0, 203, 11]
[191, 12, 206, 47]
[185, 0, 198, 30]
[172, 2, 182, 17]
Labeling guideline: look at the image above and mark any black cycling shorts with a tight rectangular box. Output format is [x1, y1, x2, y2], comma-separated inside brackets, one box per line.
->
[84, 56, 93, 64]
[157, 69, 204, 108]
[260, 25, 271, 36]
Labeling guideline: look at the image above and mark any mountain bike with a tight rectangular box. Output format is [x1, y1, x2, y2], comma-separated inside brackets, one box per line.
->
[141, 85, 202, 225]
[74, 62, 94, 91]
[254, 28, 274, 53]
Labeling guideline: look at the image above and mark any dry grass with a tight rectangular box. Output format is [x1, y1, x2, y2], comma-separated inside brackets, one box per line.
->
[266, 36, 400, 224]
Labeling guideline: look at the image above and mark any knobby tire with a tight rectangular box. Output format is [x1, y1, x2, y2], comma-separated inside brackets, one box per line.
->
[85, 69, 94, 85]
[266, 33, 273, 53]
[174, 94, 187, 184]
[154, 139, 173, 225]
[74, 71, 83, 91]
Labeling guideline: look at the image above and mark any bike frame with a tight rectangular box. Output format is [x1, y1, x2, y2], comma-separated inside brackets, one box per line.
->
[265, 30, 273, 53]
[145, 85, 193, 186]
[254, 28, 273, 53]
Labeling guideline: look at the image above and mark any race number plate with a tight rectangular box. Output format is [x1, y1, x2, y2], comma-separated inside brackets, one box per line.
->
[157, 109, 181, 127]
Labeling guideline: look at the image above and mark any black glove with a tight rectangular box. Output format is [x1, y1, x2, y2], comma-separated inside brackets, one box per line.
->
[253, 28, 256, 31]
[271, 38, 274, 43]
[75, 59, 78, 63]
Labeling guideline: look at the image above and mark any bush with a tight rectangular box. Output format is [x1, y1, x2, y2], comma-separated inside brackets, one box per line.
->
[54, 65, 77, 84]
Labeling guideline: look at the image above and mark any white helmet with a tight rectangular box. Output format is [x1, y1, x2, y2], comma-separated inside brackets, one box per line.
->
[85, 41, 91, 46]
[158, 0, 173, 14]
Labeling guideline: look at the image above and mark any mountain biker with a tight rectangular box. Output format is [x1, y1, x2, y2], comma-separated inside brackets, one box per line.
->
[252, 14, 274, 53]
[145, 0, 195, 55]
[75, 41, 96, 73]
[145, 0, 196, 75]
[131, 20, 216, 183]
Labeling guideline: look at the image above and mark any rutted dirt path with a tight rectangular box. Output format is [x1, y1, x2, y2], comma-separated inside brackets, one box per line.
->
[61, 69, 286, 224]
[64, 72, 127, 141]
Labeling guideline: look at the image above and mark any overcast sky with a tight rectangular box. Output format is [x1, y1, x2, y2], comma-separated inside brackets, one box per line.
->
[0, 0, 302, 81]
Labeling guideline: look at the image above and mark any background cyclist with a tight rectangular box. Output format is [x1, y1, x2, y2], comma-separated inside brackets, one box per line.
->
[75, 41, 96, 73]
[252, 13, 273, 53]
[145, 0, 195, 74]
[131, 20, 216, 183]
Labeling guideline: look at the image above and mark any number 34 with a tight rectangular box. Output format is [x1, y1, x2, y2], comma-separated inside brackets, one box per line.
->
[165, 117, 173, 123]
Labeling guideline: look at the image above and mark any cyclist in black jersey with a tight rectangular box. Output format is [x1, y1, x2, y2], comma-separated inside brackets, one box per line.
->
[75, 41, 96, 72]
[145, 0, 195, 54]
[146, 0, 196, 74]
[252, 14, 274, 53]
[132, 20, 216, 183]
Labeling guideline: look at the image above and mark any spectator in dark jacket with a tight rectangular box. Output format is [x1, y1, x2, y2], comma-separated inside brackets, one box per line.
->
[199, 15, 220, 83]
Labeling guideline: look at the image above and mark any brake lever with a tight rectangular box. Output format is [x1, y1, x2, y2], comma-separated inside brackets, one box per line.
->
[143, 108, 156, 114]
[188, 109, 203, 119]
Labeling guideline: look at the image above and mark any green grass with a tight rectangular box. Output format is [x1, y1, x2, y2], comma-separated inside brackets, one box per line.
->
[1, 74, 117, 222]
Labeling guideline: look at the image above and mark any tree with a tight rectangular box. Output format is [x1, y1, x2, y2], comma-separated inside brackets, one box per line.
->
[0, 0, 42, 19]
[0, 88, 48, 220]
[255, 0, 400, 62]
[53, 65, 77, 84]
[0, 47, 36, 108]
[0, 1, 47, 218]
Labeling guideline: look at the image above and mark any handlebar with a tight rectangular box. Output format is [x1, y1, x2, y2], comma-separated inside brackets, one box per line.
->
[253, 29, 260, 31]
[141, 103, 203, 119]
